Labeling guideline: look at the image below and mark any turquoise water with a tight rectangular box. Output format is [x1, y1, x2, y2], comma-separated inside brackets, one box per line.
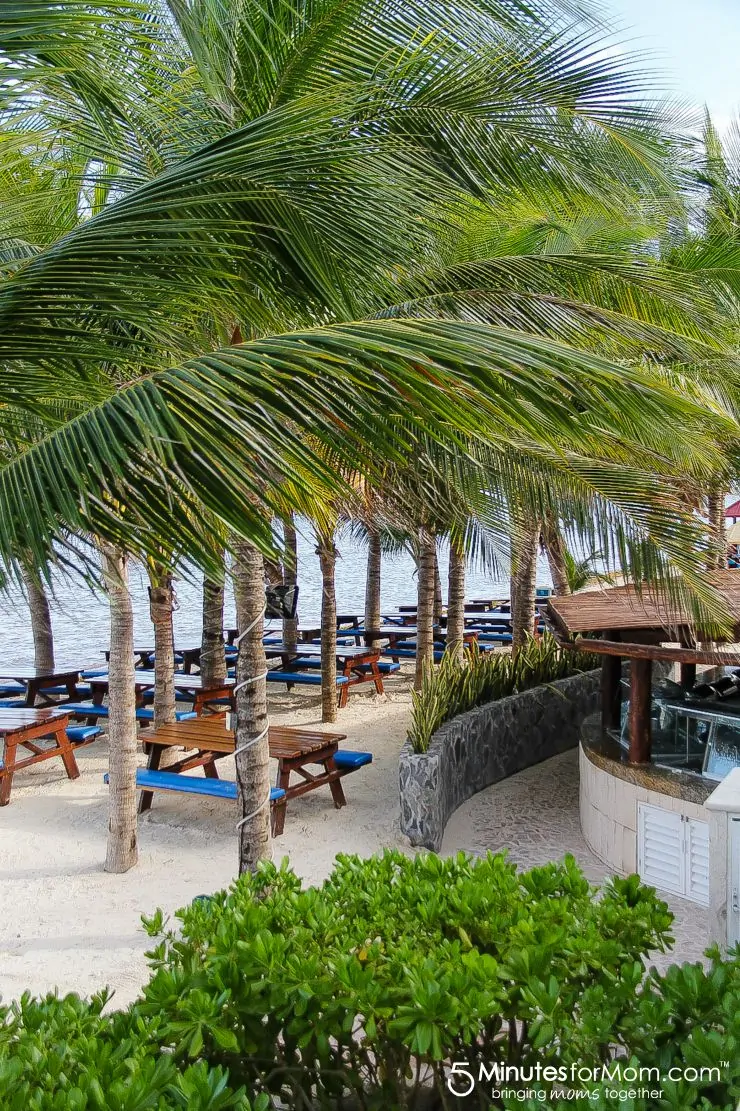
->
[0, 526, 551, 667]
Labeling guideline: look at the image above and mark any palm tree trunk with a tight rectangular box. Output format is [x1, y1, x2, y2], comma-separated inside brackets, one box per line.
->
[232, 538, 271, 873]
[511, 520, 540, 652]
[317, 528, 338, 723]
[148, 562, 176, 729]
[415, 528, 437, 689]
[200, 547, 227, 688]
[282, 515, 299, 654]
[364, 527, 382, 634]
[446, 536, 466, 663]
[707, 486, 726, 570]
[21, 566, 54, 669]
[433, 548, 444, 622]
[540, 513, 571, 596]
[101, 544, 138, 874]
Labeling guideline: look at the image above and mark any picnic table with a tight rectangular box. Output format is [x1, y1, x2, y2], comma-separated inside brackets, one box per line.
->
[105, 648, 163, 669]
[263, 642, 385, 706]
[360, 625, 478, 647]
[88, 671, 235, 714]
[138, 717, 349, 833]
[0, 666, 83, 706]
[0, 707, 94, 804]
[225, 616, 364, 646]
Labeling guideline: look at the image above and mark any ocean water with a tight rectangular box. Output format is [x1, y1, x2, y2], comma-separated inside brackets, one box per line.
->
[0, 526, 551, 668]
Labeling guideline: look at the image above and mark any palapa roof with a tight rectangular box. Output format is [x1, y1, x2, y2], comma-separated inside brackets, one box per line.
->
[547, 572, 740, 638]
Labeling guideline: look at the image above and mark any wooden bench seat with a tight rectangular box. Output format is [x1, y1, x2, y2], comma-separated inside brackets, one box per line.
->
[66, 702, 197, 722]
[267, 671, 349, 687]
[106, 770, 288, 837]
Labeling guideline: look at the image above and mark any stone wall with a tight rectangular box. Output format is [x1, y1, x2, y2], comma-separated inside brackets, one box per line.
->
[399, 669, 601, 851]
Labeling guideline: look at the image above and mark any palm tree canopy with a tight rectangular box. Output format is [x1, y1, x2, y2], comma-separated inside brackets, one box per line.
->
[1, 0, 740, 637]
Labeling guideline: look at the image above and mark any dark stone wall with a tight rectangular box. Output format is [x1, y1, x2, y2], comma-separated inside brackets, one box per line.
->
[399, 669, 601, 851]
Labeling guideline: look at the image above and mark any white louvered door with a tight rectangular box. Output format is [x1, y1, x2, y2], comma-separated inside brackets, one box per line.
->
[730, 818, 740, 948]
[686, 819, 709, 906]
[638, 805, 683, 896]
[637, 803, 709, 906]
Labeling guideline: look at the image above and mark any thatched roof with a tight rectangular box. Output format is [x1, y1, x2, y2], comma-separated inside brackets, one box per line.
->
[547, 572, 740, 638]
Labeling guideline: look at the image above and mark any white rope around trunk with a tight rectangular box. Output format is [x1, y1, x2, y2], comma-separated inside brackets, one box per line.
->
[232, 606, 273, 833]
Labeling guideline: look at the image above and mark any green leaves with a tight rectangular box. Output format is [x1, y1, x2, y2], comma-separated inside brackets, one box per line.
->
[408, 633, 600, 752]
[0, 992, 254, 1109]
[134, 850, 685, 1107]
[0, 317, 732, 585]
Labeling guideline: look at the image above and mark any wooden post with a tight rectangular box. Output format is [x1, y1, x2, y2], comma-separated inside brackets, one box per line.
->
[680, 662, 697, 689]
[600, 629, 621, 732]
[628, 658, 652, 764]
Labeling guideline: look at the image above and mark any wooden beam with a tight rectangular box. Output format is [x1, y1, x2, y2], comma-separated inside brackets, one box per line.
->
[628, 658, 652, 764]
[600, 628, 622, 732]
[570, 638, 740, 667]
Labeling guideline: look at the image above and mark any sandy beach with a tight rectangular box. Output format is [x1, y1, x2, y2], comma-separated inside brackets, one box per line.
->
[0, 665, 708, 1008]
[0, 676, 417, 1007]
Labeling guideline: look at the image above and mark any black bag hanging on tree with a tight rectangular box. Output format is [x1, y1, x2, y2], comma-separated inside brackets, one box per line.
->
[265, 583, 298, 620]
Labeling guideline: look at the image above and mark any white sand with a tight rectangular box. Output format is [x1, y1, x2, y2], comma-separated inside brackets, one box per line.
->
[0, 675, 416, 1008]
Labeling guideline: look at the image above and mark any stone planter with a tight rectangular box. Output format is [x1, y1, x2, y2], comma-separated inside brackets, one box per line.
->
[399, 669, 601, 851]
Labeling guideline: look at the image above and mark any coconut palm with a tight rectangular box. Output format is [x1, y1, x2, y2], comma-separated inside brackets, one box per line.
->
[2, 0, 740, 876]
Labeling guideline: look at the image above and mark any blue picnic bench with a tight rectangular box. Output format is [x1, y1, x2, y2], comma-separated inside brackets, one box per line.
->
[107, 716, 372, 834]
[66, 702, 198, 722]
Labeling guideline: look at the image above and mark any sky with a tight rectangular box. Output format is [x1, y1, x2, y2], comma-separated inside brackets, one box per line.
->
[603, 0, 740, 130]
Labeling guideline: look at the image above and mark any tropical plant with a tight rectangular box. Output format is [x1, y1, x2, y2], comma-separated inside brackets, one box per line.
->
[0, 991, 256, 1110]
[138, 851, 678, 1109]
[2, 0, 740, 879]
[6, 853, 740, 1110]
[408, 635, 601, 753]
[562, 546, 609, 593]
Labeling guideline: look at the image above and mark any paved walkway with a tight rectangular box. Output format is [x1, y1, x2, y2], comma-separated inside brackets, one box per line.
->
[440, 749, 708, 969]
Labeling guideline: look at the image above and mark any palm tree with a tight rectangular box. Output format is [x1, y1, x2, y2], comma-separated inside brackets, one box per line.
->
[231, 538, 271, 870]
[2, 0, 740, 877]
[20, 566, 55, 671]
[147, 559, 176, 729]
[100, 544, 139, 873]
[540, 513, 571, 596]
[281, 516, 299, 654]
[446, 535, 467, 663]
[200, 565, 228, 688]
[364, 529, 383, 638]
[317, 524, 339, 723]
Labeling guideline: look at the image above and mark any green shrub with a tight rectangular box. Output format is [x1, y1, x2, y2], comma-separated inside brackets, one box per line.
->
[510, 950, 740, 1109]
[7, 853, 740, 1110]
[138, 850, 680, 1110]
[408, 633, 601, 752]
[0, 991, 257, 1110]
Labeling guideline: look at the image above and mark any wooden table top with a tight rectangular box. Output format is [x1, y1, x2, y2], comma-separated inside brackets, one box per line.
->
[90, 671, 233, 690]
[141, 717, 347, 758]
[0, 667, 81, 681]
[0, 708, 71, 732]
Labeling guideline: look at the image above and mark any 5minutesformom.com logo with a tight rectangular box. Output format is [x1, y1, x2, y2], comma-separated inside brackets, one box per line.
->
[446, 1060, 725, 1099]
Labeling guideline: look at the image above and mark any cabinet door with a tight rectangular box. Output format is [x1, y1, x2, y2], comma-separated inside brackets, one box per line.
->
[637, 803, 709, 906]
[685, 818, 709, 907]
[730, 818, 740, 949]
[638, 804, 684, 897]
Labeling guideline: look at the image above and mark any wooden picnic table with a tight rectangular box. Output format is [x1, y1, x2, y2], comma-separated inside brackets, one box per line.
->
[225, 616, 364, 646]
[0, 667, 84, 707]
[138, 717, 348, 833]
[88, 671, 235, 714]
[0, 707, 94, 804]
[263, 642, 385, 706]
[360, 625, 478, 647]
